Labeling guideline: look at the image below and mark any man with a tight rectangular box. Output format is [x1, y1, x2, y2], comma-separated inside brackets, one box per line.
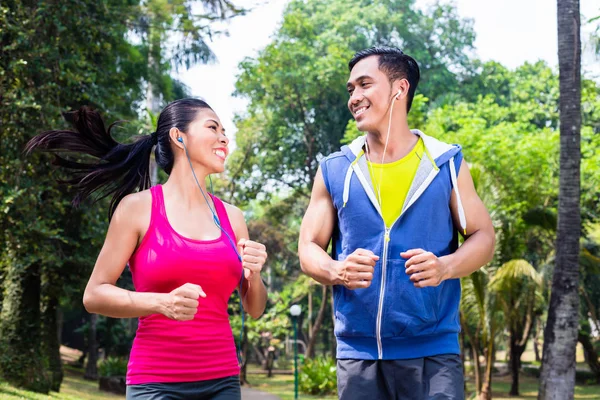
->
[298, 46, 495, 399]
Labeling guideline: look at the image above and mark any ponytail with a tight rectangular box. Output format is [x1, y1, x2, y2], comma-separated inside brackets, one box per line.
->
[25, 98, 212, 219]
[25, 107, 154, 219]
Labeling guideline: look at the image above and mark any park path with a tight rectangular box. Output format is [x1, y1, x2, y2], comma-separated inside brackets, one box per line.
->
[242, 386, 280, 399]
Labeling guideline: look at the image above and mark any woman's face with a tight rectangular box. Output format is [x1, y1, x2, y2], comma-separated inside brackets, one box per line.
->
[181, 108, 230, 174]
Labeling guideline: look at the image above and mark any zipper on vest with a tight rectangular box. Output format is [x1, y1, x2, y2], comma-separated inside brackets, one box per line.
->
[352, 152, 440, 359]
[374, 208, 408, 359]
[375, 226, 390, 359]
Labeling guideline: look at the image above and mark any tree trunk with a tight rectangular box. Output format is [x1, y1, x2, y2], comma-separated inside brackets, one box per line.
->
[509, 330, 526, 396]
[0, 263, 4, 314]
[580, 286, 600, 335]
[266, 349, 274, 378]
[306, 285, 328, 358]
[40, 276, 64, 392]
[461, 312, 482, 394]
[534, 323, 542, 362]
[479, 338, 494, 400]
[539, 1, 582, 399]
[252, 343, 267, 366]
[322, 317, 330, 357]
[0, 260, 50, 393]
[510, 309, 535, 396]
[578, 332, 600, 383]
[472, 340, 482, 394]
[84, 313, 98, 380]
[57, 309, 64, 351]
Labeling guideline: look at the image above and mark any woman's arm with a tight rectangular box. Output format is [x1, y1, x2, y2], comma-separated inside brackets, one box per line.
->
[226, 204, 268, 319]
[83, 191, 204, 321]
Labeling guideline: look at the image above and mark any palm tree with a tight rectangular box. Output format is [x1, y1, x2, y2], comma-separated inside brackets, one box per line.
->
[489, 259, 543, 396]
[459, 163, 502, 400]
[461, 270, 498, 399]
[538, 1, 582, 398]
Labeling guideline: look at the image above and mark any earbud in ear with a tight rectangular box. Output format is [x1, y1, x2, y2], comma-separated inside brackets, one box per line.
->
[395, 89, 402, 100]
[177, 137, 183, 143]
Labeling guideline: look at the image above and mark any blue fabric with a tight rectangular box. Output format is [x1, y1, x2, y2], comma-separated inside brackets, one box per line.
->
[321, 141, 464, 360]
[337, 355, 465, 400]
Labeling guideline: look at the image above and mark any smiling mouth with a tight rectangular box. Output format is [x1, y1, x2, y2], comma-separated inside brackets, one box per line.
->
[213, 149, 227, 160]
[354, 105, 369, 117]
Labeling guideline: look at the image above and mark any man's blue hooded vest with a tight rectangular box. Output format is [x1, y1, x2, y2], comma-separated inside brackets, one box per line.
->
[321, 130, 466, 360]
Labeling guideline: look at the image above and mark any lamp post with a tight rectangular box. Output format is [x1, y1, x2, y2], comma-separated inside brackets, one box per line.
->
[290, 304, 302, 400]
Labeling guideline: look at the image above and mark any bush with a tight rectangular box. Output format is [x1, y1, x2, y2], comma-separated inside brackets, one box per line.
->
[299, 356, 337, 396]
[98, 357, 128, 377]
[274, 354, 292, 370]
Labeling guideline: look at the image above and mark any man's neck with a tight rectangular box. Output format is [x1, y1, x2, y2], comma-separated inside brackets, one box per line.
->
[365, 122, 418, 164]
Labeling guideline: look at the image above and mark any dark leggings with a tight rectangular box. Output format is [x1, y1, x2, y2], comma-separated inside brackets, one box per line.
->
[126, 375, 240, 400]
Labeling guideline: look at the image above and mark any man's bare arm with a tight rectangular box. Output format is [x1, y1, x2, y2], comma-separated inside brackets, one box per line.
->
[403, 159, 495, 287]
[299, 167, 378, 288]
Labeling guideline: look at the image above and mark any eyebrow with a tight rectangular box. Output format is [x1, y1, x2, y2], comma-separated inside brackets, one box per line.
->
[207, 119, 225, 133]
[346, 75, 373, 89]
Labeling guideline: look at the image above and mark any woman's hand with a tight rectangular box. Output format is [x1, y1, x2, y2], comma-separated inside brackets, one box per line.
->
[162, 283, 206, 321]
[238, 238, 267, 281]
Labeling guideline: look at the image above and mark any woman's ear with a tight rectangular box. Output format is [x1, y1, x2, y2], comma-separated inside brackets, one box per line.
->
[169, 127, 183, 148]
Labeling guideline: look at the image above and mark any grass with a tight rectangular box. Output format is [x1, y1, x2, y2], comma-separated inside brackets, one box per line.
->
[1, 365, 598, 400]
[246, 369, 600, 400]
[464, 374, 600, 400]
[0, 366, 123, 400]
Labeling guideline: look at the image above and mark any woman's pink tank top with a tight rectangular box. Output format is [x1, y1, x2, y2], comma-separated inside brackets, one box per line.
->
[126, 185, 242, 384]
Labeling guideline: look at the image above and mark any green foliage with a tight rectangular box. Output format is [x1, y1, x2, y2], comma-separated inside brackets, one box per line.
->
[425, 61, 600, 266]
[299, 356, 337, 396]
[489, 259, 544, 343]
[0, 0, 242, 393]
[231, 0, 475, 202]
[98, 357, 129, 378]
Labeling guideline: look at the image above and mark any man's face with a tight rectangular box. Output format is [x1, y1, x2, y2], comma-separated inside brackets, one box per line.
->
[347, 56, 393, 133]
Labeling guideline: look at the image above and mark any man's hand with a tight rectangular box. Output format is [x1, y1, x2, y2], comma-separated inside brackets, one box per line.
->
[335, 249, 379, 289]
[402, 249, 450, 288]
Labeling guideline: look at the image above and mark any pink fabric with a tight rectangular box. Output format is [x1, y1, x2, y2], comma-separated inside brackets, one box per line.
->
[126, 185, 242, 384]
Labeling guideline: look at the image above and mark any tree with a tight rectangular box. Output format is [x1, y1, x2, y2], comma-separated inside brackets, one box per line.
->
[424, 57, 598, 397]
[489, 259, 543, 396]
[539, 1, 582, 398]
[0, 1, 145, 391]
[578, 235, 600, 383]
[0, 0, 242, 392]
[231, 0, 476, 202]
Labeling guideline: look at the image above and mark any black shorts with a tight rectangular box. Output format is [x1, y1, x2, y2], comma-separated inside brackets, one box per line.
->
[337, 354, 464, 400]
[126, 375, 240, 400]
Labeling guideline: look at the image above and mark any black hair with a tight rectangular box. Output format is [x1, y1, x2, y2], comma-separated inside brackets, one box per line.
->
[25, 98, 212, 219]
[348, 46, 420, 112]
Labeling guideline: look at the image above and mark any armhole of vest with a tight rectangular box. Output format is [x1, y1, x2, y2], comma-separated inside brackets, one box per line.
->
[451, 150, 464, 187]
[321, 158, 339, 260]
[320, 159, 332, 196]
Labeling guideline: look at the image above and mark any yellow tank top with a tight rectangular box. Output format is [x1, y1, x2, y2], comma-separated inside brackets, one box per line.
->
[367, 138, 424, 227]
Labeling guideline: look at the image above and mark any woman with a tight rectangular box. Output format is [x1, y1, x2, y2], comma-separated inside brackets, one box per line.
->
[26, 98, 268, 399]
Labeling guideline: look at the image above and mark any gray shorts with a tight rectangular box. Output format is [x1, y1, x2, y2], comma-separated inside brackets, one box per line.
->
[126, 375, 240, 400]
[337, 354, 464, 400]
